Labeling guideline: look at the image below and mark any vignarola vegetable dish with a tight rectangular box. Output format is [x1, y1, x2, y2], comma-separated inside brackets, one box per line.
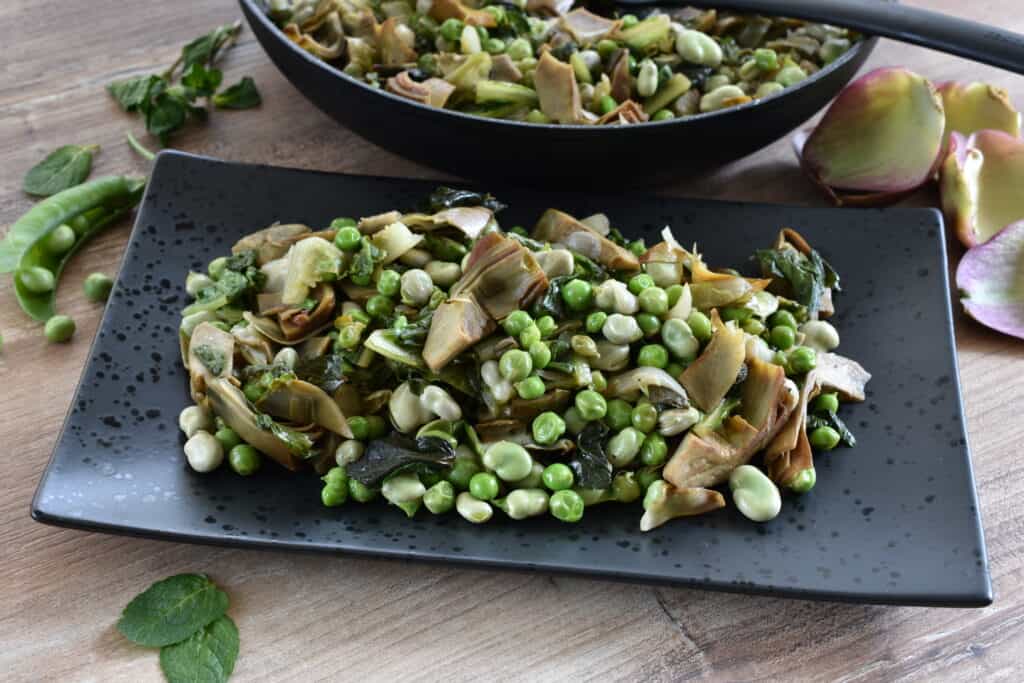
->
[176, 187, 870, 530]
[265, 0, 859, 124]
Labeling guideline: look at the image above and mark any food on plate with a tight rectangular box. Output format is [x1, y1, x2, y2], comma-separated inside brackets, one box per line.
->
[266, 1, 858, 124]
[177, 187, 869, 529]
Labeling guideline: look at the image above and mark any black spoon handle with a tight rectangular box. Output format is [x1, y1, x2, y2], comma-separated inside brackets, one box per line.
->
[622, 0, 1024, 75]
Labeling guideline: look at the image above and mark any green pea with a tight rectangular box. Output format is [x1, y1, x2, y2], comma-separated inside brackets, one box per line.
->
[637, 344, 669, 369]
[44, 224, 76, 254]
[469, 472, 500, 501]
[207, 256, 228, 280]
[506, 37, 532, 60]
[535, 315, 557, 338]
[621, 13, 639, 28]
[323, 466, 347, 487]
[503, 310, 532, 336]
[631, 402, 658, 433]
[754, 47, 779, 70]
[395, 499, 421, 518]
[561, 279, 593, 311]
[550, 489, 584, 522]
[439, 17, 464, 42]
[628, 240, 646, 257]
[639, 433, 668, 466]
[44, 315, 75, 343]
[636, 465, 662, 492]
[423, 480, 456, 514]
[563, 406, 588, 434]
[788, 467, 816, 494]
[638, 287, 668, 315]
[330, 217, 357, 229]
[542, 463, 574, 491]
[334, 225, 361, 251]
[652, 109, 674, 121]
[743, 318, 765, 336]
[348, 308, 371, 325]
[499, 348, 533, 382]
[810, 425, 841, 451]
[519, 323, 542, 348]
[770, 325, 795, 350]
[788, 345, 817, 375]
[447, 457, 482, 490]
[214, 427, 242, 451]
[83, 272, 114, 302]
[484, 37, 505, 54]
[628, 273, 654, 295]
[515, 375, 546, 400]
[599, 95, 618, 115]
[17, 266, 55, 294]
[585, 311, 608, 334]
[529, 341, 551, 369]
[476, 25, 489, 40]
[686, 310, 713, 342]
[366, 294, 394, 319]
[377, 269, 401, 297]
[336, 323, 363, 350]
[769, 310, 798, 330]
[575, 389, 607, 421]
[228, 444, 261, 476]
[348, 478, 378, 502]
[612, 472, 641, 503]
[813, 392, 840, 415]
[526, 109, 552, 124]
[665, 361, 685, 377]
[69, 214, 91, 236]
[532, 411, 566, 445]
[605, 398, 633, 431]
[590, 370, 607, 393]
[321, 483, 348, 507]
[666, 284, 684, 307]
[636, 313, 661, 337]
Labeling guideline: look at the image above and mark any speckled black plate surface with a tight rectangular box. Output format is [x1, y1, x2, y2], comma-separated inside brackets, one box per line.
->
[31, 152, 991, 607]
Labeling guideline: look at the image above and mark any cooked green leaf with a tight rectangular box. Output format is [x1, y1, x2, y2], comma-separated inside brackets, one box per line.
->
[426, 187, 506, 213]
[348, 433, 457, 486]
[755, 246, 840, 317]
[23, 144, 98, 197]
[159, 615, 239, 683]
[116, 574, 229, 648]
[571, 421, 612, 489]
[294, 353, 346, 393]
[531, 275, 570, 319]
[213, 77, 262, 109]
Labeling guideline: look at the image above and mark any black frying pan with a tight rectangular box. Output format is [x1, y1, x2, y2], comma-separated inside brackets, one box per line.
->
[240, 0, 879, 186]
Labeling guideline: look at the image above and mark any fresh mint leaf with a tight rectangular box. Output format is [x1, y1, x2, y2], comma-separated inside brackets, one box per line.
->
[23, 144, 99, 196]
[182, 63, 224, 97]
[213, 77, 261, 110]
[177, 22, 243, 76]
[108, 75, 165, 112]
[144, 92, 189, 144]
[159, 615, 239, 683]
[117, 573, 229, 647]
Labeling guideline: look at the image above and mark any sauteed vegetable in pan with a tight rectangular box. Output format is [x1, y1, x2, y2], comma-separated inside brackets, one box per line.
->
[178, 188, 869, 529]
[264, 1, 859, 124]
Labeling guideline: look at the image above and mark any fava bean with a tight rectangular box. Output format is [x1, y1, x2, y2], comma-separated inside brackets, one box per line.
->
[184, 431, 224, 473]
[729, 464, 781, 522]
[496, 488, 549, 519]
[382, 471, 426, 504]
[607, 427, 644, 467]
[423, 480, 456, 514]
[456, 491, 493, 523]
[482, 441, 533, 482]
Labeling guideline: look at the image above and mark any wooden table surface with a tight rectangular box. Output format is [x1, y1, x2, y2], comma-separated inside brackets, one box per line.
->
[3, 1, 1023, 680]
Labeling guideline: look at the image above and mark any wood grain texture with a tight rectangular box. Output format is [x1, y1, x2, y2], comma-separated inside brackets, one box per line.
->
[2, 1, 1023, 680]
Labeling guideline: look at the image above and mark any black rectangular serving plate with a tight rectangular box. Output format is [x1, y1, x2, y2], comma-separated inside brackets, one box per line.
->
[32, 152, 991, 607]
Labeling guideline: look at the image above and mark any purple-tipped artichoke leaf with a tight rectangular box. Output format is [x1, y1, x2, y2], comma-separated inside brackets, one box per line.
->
[956, 220, 1024, 340]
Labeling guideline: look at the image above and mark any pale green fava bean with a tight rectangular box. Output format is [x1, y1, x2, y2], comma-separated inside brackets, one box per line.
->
[456, 491, 493, 523]
[700, 85, 747, 113]
[496, 488, 549, 519]
[675, 28, 722, 67]
[510, 461, 545, 489]
[382, 471, 426, 505]
[483, 440, 534, 482]
[728, 465, 782, 522]
[423, 480, 456, 514]
[607, 427, 644, 468]
[661, 318, 699, 360]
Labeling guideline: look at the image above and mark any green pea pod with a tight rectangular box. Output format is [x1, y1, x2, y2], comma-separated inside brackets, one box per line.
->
[0, 175, 144, 273]
[12, 177, 145, 321]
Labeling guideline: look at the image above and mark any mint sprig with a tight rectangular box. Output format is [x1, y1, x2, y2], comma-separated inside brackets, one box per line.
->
[159, 615, 239, 683]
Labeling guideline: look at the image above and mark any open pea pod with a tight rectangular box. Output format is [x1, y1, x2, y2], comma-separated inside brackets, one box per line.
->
[13, 177, 145, 321]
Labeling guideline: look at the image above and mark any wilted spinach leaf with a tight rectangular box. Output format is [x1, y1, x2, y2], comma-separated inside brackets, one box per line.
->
[348, 433, 457, 486]
[807, 412, 856, 447]
[755, 246, 840, 317]
[531, 275, 570, 319]
[570, 422, 613, 489]
[294, 353, 346, 393]
[427, 186, 506, 213]
[23, 144, 98, 196]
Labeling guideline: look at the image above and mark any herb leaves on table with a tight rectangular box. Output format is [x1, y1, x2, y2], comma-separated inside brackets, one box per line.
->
[117, 573, 239, 682]
[107, 21, 261, 144]
[22, 144, 99, 196]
